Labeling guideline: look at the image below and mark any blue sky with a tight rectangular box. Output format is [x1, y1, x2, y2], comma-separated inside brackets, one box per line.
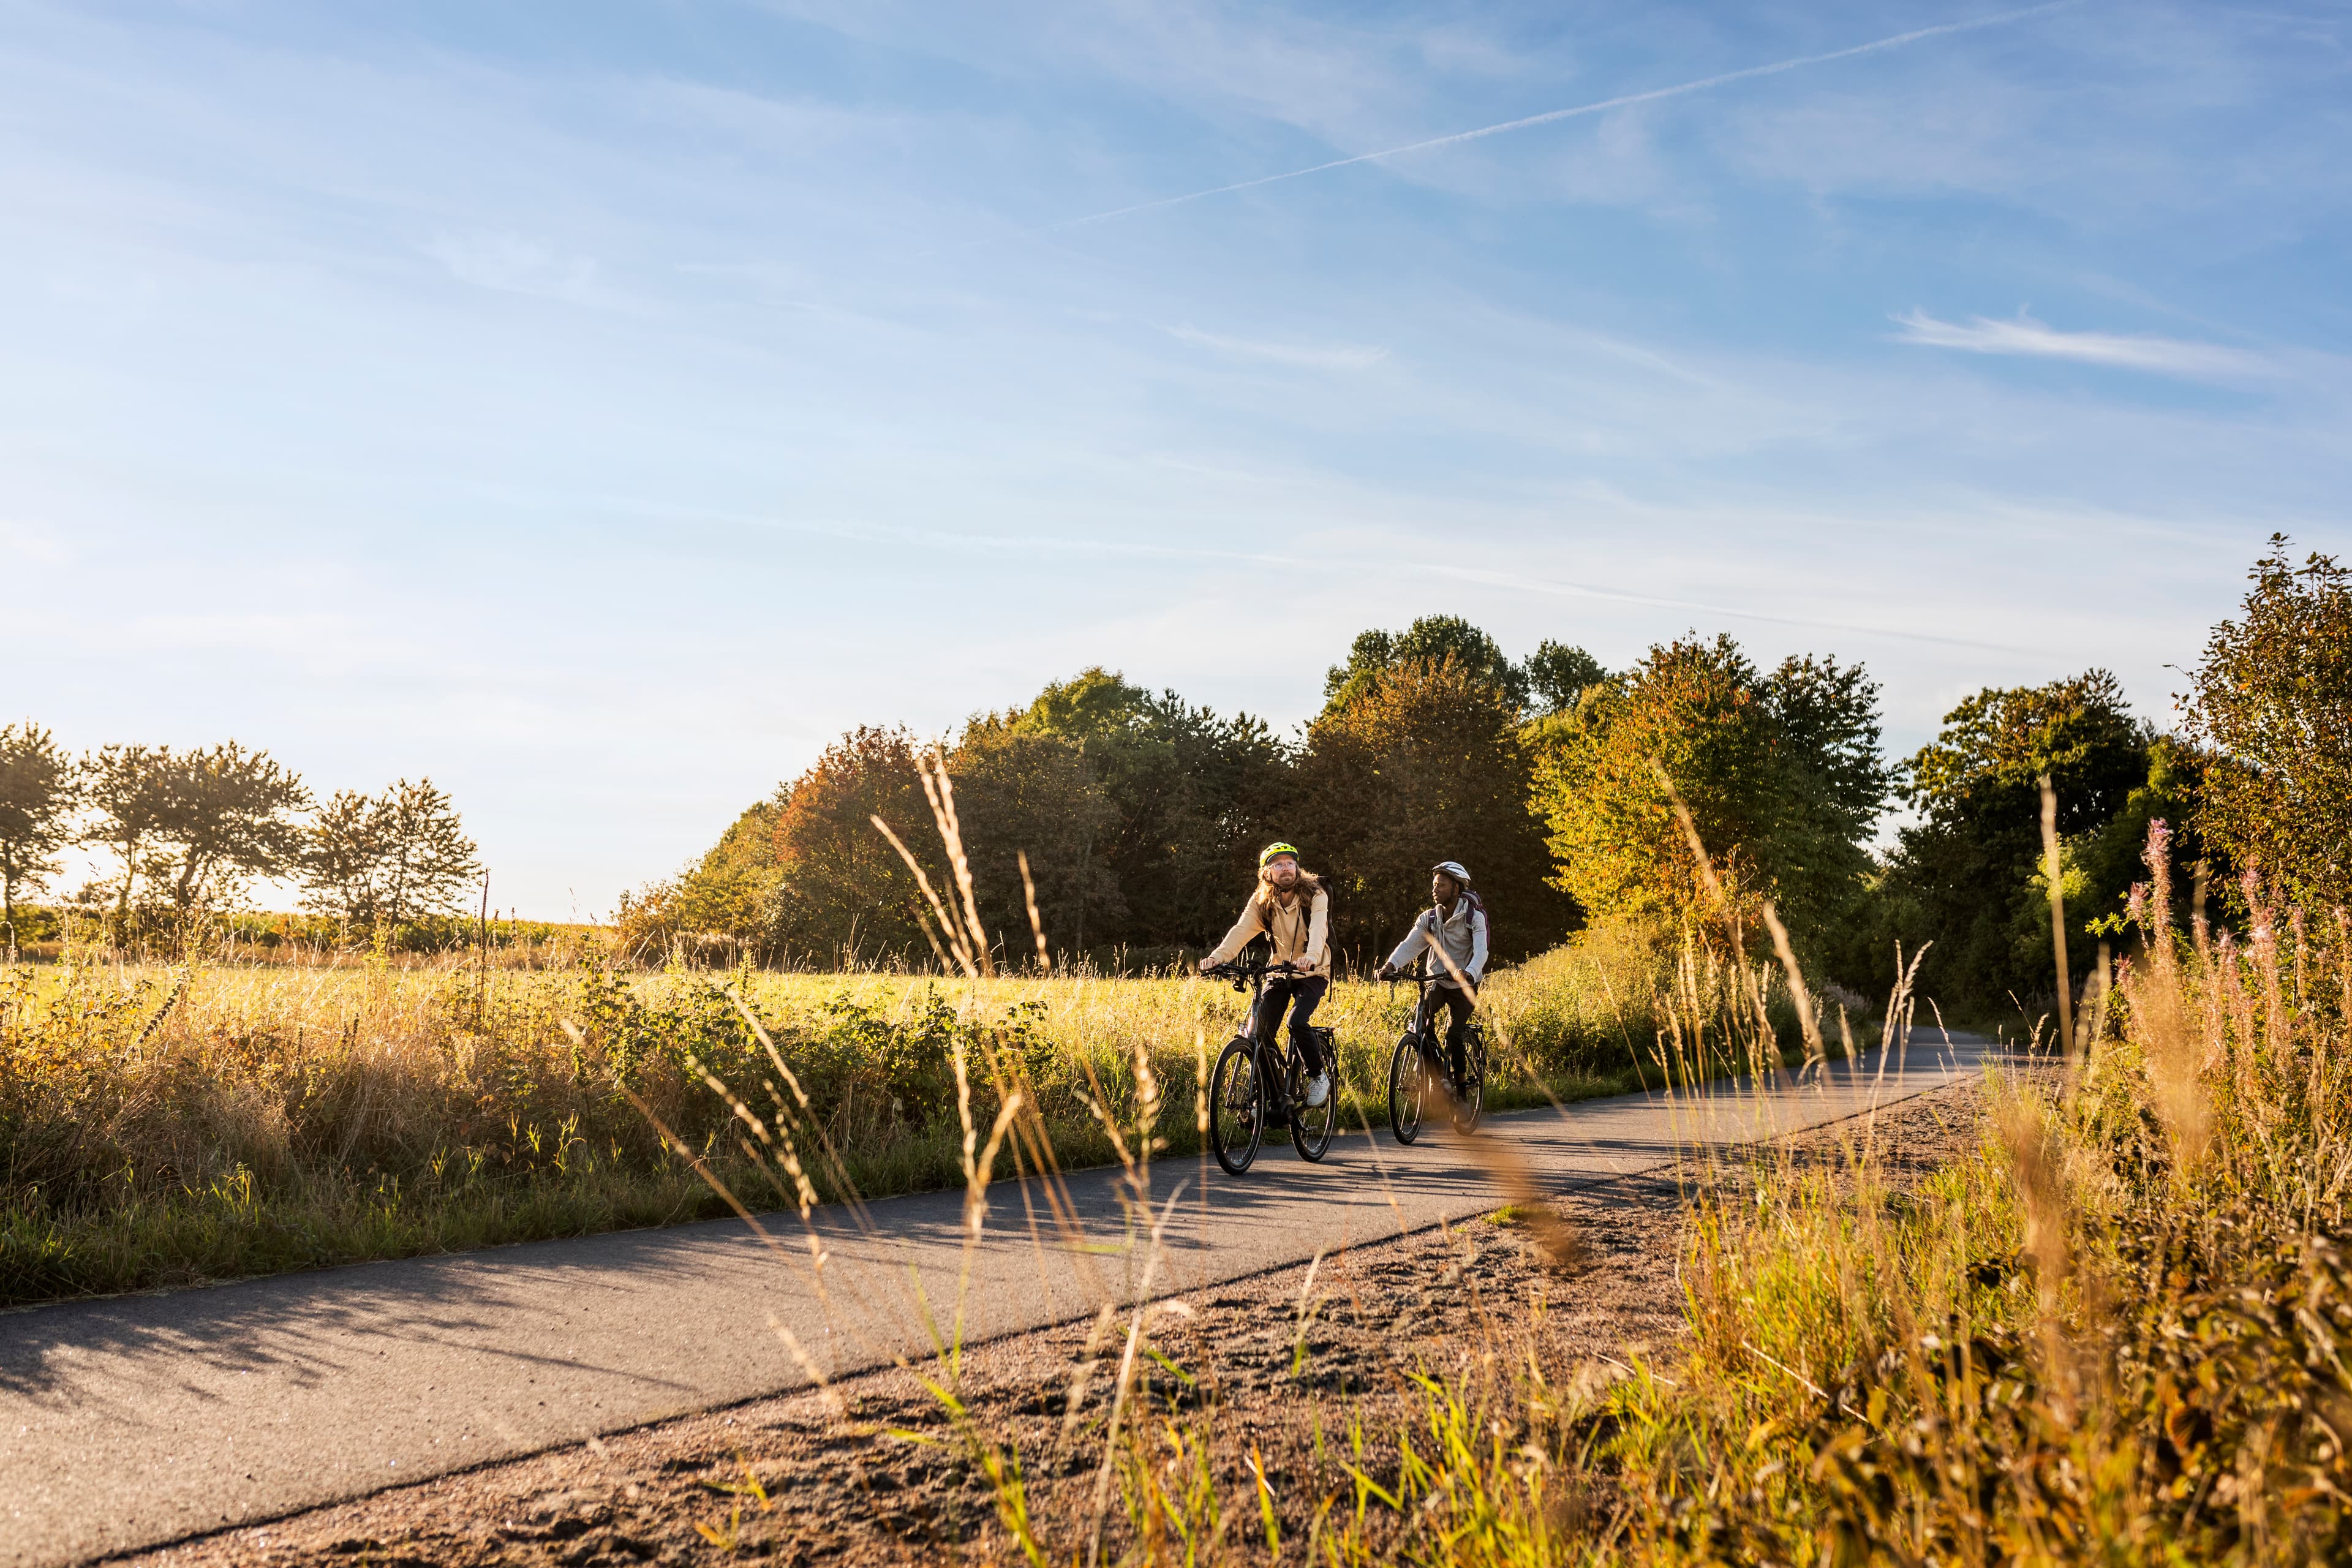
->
[5, 1, 2348, 916]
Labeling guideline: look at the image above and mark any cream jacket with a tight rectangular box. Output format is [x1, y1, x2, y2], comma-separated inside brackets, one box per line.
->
[1204, 885, 1330, 978]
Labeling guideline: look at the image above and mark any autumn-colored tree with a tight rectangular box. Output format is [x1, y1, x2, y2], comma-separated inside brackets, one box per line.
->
[1532, 635, 1885, 951]
[0, 721, 78, 954]
[1296, 657, 1570, 963]
[766, 727, 948, 965]
[2184, 537, 2352, 909]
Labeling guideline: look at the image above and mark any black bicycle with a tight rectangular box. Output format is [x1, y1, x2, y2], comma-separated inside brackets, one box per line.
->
[1203, 960, 1338, 1175]
[1386, 963, 1488, 1144]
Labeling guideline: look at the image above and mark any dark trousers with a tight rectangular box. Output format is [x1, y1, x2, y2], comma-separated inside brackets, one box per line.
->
[1251, 975, 1330, 1075]
[1414, 984, 1476, 1083]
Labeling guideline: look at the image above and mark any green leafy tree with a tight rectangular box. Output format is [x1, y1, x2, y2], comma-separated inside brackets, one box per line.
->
[952, 718, 1121, 960]
[1872, 670, 2158, 1008]
[1296, 656, 1571, 962]
[303, 788, 385, 927]
[2183, 537, 2352, 908]
[304, 778, 480, 929]
[140, 743, 312, 914]
[1324, 615, 1531, 714]
[0, 721, 79, 954]
[83, 744, 173, 924]
[614, 795, 788, 961]
[1525, 641, 1610, 715]
[1532, 635, 1886, 951]
[1006, 668, 1291, 958]
[371, 779, 480, 925]
[680, 795, 786, 937]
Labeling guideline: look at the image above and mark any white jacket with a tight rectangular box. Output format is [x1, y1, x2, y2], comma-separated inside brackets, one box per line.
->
[1385, 896, 1488, 990]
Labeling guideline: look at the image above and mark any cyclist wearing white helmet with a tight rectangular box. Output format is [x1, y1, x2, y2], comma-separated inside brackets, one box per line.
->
[1375, 860, 1488, 1091]
[1200, 842, 1335, 1107]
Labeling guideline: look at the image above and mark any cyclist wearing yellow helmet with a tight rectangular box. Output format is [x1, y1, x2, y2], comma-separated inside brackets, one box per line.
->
[1199, 842, 1333, 1107]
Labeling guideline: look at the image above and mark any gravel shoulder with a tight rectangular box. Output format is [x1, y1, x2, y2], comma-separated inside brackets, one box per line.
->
[119, 1081, 1991, 1568]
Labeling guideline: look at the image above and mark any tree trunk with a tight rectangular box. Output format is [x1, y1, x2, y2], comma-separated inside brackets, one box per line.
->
[111, 835, 141, 934]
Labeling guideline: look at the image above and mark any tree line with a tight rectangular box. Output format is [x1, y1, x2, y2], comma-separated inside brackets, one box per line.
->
[10, 538, 2333, 1013]
[0, 735, 481, 953]
[624, 538, 2342, 1014]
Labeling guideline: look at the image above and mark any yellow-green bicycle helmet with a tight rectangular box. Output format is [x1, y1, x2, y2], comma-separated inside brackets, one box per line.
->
[1257, 841, 1302, 869]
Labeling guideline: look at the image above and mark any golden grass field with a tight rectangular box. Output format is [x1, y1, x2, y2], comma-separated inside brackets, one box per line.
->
[0, 920, 1800, 1305]
[10, 845, 2348, 1559]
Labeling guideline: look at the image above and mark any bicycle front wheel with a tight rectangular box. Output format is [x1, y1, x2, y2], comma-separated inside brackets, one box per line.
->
[1387, 1035, 1428, 1145]
[1451, 1026, 1488, 1134]
[1209, 1038, 1265, 1175]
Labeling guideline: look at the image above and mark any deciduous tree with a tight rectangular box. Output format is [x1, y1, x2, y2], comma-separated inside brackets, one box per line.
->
[141, 743, 312, 914]
[1531, 635, 1886, 952]
[1005, 668, 1290, 958]
[1525, 641, 1609, 715]
[766, 727, 947, 965]
[2184, 537, 2352, 908]
[1297, 657, 1570, 962]
[0, 721, 78, 954]
[83, 744, 173, 923]
[1324, 614, 1531, 714]
[1872, 669, 2159, 1007]
[303, 778, 480, 929]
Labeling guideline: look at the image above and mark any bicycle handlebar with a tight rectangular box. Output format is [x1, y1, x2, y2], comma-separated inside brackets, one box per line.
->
[1201, 959, 1303, 981]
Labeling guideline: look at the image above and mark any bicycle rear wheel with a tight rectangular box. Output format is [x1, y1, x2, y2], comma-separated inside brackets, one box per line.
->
[1209, 1037, 1264, 1175]
[1450, 1025, 1488, 1133]
[1291, 1050, 1336, 1162]
[1387, 1035, 1428, 1145]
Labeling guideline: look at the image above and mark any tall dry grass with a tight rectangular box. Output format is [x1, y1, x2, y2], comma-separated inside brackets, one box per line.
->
[0, 891, 1808, 1303]
[979, 820, 2346, 1564]
[752, 793, 2348, 1564]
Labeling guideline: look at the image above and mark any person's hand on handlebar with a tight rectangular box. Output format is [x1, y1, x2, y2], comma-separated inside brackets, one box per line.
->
[1373, 962, 1398, 982]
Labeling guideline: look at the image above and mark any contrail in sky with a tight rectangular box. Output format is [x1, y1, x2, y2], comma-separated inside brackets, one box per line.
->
[1029, 1, 2078, 237]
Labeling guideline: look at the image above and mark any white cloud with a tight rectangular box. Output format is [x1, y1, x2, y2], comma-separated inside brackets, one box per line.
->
[1891, 309, 2271, 380]
[1168, 323, 1387, 371]
[424, 232, 602, 304]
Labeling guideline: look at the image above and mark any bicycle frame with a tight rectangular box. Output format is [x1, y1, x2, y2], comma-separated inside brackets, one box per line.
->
[1398, 966, 1457, 1079]
[1213, 960, 1313, 1101]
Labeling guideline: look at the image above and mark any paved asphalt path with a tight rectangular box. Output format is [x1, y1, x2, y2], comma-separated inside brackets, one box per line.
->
[3, 1030, 1994, 1566]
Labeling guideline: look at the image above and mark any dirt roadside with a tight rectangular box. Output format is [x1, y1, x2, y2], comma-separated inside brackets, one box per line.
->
[117, 1082, 1988, 1568]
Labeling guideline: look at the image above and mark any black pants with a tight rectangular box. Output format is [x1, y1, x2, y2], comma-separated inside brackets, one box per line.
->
[1414, 984, 1476, 1084]
[1252, 975, 1330, 1076]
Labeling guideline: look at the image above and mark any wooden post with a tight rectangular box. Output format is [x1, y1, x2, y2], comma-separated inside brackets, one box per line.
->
[475, 872, 490, 1028]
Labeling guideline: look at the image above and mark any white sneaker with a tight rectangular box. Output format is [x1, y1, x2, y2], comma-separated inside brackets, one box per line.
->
[1304, 1072, 1330, 1108]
